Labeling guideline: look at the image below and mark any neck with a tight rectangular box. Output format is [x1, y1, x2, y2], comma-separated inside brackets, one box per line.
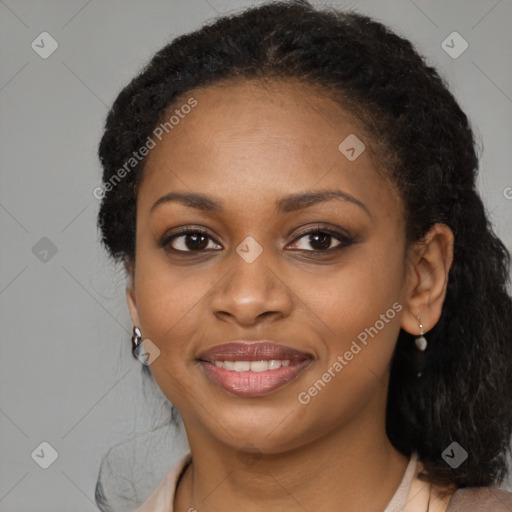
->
[174, 406, 410, 512]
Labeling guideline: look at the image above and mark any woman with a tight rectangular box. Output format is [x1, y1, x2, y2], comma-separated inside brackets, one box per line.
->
[95, 1, 512, 510]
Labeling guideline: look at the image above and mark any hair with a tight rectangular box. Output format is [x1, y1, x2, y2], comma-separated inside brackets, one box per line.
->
[95, 0, 512, 506]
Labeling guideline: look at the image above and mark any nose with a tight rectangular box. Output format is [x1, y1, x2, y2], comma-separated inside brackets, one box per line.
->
[210, 245, 293, 327]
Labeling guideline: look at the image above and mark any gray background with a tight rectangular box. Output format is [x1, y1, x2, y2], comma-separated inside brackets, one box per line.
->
[1, 0, 511, 511]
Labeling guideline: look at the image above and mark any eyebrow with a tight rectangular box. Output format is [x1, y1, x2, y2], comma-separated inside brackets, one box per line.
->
[150, 189, 371, 218]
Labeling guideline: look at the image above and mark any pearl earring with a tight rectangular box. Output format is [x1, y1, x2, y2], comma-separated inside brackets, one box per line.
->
[415, 320, 427, 351]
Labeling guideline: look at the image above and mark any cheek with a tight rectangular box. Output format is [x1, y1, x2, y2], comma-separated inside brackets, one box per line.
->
[132, 262, 209, 412]
[293, 244, 404, 338]
[292, 264, 403, 433]
[132, 255, 210, 354]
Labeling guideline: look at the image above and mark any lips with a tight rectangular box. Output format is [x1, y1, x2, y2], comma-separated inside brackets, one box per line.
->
[199, 342, 311, 363]
[197, 341, 313, 397]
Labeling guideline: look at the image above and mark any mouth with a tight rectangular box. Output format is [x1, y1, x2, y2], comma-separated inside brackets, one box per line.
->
[197, 341, 313, 397]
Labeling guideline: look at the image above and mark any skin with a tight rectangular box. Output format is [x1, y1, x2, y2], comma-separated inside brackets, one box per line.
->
[126, 79, 454, 512]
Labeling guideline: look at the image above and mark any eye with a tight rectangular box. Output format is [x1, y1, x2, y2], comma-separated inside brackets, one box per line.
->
[160, 228, 222, 253]
[159, 224, 355, 255]
[287, 225, 354, 253]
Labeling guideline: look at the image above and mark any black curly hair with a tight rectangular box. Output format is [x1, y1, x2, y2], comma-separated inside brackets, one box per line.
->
[96, 0, 512, 496]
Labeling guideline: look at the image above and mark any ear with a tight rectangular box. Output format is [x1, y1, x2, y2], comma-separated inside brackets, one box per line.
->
[401, 223, 454, 335]
[125, 259, 141, 327]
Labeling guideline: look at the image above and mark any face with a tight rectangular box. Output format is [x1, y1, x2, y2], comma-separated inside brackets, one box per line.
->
[126, 79, 411, 454]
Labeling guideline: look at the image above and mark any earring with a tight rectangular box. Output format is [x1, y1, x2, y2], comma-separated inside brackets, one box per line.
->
[415, 319, 427, 352]
[131, 326, 142, 356]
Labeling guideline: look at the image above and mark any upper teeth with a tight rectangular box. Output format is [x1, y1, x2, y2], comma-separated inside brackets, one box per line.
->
[214, 360, 291, 372]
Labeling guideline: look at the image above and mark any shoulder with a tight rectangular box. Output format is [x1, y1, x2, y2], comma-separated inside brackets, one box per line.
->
[446, 486, 512, 511]
[135, 452, 192, 512]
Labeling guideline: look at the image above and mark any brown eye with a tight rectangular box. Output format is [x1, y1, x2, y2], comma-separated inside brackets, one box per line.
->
[161, 229, 222, 253]
[288, 227, 354, 253]
[307, 232, 335, 251]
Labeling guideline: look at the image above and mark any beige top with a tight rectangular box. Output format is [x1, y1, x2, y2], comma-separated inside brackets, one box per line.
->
[136, 451, 453, 512]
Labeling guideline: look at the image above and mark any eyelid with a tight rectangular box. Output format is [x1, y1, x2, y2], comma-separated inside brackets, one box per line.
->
[291, 224, 355, 242]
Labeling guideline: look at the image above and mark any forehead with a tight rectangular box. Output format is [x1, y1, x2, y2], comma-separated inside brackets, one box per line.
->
[146, 79, 364, 160]
[137, 79, 396, 216]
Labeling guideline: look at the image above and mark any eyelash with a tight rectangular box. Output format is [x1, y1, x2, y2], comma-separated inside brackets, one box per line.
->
[159, 224, 355, 255]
